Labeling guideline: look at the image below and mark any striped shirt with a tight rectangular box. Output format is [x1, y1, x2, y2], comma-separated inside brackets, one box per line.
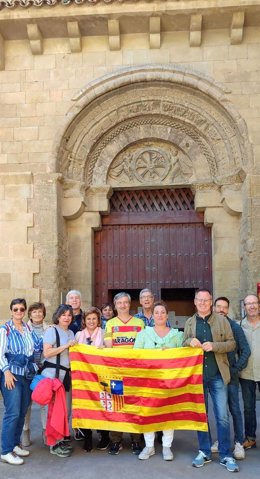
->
[0, 320, 42, 375]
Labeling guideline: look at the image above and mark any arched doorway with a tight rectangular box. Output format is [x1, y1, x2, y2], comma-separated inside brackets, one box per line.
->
[94, 188, 212, 326]
[57, 65, 251, 316]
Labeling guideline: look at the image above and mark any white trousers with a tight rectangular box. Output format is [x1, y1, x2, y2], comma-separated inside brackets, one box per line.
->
[144, 430, 174, 448]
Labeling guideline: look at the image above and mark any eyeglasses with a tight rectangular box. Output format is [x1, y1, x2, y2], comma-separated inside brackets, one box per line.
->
[141, 296, 153, 300]
[244, 302, 259, 306]
[13, 307, 25, 312]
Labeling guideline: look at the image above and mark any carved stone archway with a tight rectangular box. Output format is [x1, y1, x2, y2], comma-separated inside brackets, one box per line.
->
[56, 65, 252, 313]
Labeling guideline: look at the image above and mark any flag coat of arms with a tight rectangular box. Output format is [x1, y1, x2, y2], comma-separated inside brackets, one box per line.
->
[70, 345, 208, 433]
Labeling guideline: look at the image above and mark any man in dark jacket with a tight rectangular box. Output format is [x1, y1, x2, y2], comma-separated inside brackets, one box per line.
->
[211, 297, 250, 460]
[66, 289, 84, 335]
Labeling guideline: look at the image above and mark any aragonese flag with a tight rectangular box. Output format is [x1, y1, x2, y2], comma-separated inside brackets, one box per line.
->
[70, 345, 208, 433]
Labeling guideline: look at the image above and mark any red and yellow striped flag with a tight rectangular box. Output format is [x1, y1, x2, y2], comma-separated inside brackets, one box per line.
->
[70, 345, 208, 433]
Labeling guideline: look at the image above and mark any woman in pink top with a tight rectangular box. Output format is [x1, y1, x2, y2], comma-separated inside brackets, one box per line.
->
[75, 307, 109, 452]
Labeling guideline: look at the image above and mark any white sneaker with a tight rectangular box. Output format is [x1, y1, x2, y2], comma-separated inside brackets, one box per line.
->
[1, 452, 24, 465]
[138, 446, 155, 460]
[211, 440, 219, 453]
[13, 445, 30, 457]
[233, 442, 245, 460]
[162, 446, 174, 461]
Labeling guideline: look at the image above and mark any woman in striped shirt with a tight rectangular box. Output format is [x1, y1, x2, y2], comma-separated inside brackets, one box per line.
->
[0, 298, 42, 466]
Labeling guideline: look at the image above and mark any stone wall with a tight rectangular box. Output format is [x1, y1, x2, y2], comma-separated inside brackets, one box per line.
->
[1, 2, 260, 320]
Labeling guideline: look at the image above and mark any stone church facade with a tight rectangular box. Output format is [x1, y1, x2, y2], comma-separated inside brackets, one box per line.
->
[0, 0, 260, 320]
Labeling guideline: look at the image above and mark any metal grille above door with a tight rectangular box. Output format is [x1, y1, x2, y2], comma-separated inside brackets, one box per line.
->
[110, 188, 195, 212]
[94, 188, 212, 307]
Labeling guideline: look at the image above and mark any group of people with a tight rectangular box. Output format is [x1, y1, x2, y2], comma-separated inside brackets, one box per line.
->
[0, 288, 259, 473]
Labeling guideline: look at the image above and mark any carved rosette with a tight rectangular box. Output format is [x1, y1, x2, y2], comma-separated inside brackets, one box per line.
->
[108, 142, 193, 186]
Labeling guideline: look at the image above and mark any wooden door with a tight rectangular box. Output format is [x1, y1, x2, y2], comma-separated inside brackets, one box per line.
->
[94, 189, 212, 307]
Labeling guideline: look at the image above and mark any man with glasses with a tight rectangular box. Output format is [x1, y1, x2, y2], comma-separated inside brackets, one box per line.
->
[135, 289, 170, 327]
[134, 289, 155, 326]
[183, 289, 239, 473]
[211, 297, 250, 460]
[240, 294, 260, 450]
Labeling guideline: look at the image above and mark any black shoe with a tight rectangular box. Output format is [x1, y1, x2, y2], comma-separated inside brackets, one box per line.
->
[108, 442, 122, 455]
[131, 442, 142, 455]
[83, 437, 93, 452]
[97, 436, 110, 450]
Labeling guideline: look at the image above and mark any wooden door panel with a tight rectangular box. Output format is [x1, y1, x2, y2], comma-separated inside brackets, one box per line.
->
[95, 222, 212, 305]
[94, 189, 212, 306]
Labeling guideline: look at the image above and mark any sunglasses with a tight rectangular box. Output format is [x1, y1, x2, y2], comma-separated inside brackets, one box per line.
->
[86, 338, 93, 345]
[13, 307, 25, 312]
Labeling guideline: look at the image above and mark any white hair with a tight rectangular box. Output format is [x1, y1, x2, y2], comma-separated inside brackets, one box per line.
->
[66, 290, 82, 302]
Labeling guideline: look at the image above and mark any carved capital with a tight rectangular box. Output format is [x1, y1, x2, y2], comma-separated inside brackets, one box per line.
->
[86, 185, 112, 213]
[194, 185, 222, 212]
[221, 187, 242, 216]
[62, 197, 86, 220]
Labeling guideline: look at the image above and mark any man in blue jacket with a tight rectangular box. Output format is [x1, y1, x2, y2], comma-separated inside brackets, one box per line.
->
[211, 296, 250, 460]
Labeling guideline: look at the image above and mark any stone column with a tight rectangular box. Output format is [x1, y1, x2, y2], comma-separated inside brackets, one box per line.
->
[195, 184, 242, 318]
[28, 172, 65, 317]
[240, 175, 260, 296]
[64, 185, 111, 308]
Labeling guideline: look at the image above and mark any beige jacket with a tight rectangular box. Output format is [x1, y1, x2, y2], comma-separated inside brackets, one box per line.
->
[239, 318, 260, 381]
[183, 312, 236, 384]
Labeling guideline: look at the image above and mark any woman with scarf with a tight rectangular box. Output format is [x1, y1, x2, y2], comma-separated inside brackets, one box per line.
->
[75, 307, 110, 451]
[0, 298, 42, 466]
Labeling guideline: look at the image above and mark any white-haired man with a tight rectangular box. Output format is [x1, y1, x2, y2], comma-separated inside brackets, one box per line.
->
[66, 289, 84, 335]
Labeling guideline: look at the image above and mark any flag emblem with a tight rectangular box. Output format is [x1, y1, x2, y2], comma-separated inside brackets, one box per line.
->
[99, 377, 124, 412]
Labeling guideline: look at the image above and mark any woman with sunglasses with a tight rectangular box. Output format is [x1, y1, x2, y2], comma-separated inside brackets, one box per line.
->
[41, 304, 77, 458]
[75, 307, 110, 452]
[0, 298, 42, 465]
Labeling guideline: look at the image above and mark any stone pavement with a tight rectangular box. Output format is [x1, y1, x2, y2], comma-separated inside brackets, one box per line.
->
[0, 396, 259, 479]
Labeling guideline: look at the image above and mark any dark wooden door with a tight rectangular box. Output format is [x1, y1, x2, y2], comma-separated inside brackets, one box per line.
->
[94, 189, 212, 307]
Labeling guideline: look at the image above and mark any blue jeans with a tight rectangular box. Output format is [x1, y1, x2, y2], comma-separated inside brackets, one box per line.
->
[227, 382, 244, 444]
[239, 378, 257, 440]
[198, 375, 231, 460]
[1, 373, 32, 455]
